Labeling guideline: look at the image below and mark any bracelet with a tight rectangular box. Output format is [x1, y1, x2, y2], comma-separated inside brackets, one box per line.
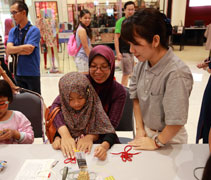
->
[154, 138, 161, 148]
[152, 135, 165, 148]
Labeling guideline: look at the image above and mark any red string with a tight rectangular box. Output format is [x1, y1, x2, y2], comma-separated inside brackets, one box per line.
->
[110, 145, 141, 162]
[64, 157, 76, 164]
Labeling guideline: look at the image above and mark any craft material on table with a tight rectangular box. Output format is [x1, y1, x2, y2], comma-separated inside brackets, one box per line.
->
[110, 145, 141, 162]
[64, 157, 76, 164]
[0, 161, 7, 172]
[15, 159, 56, 180]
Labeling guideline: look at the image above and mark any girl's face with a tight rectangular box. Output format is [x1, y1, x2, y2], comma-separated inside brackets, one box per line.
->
[0, 97, 9, 120]
[69, 92, 86, 111]
[79, 13, 91, 27]
[89, 55, 111, 84]
[128, 35, 156, 62]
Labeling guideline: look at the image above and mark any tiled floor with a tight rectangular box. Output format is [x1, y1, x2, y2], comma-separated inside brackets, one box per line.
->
[39, 45, 210, 144]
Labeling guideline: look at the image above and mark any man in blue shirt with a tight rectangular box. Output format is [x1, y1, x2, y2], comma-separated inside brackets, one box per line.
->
[7, 1, 41, 94]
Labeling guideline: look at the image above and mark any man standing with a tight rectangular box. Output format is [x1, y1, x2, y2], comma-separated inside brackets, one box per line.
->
[114, 1, 135, 87]
[7, 1, 41, 94]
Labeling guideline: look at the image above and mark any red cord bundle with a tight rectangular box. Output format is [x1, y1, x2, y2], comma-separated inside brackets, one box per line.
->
[64, 157, 76, 164]
[110, 145, 141, 162]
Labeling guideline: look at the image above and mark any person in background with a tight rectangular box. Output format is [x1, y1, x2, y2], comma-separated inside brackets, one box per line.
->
[209, 129, 211, 152]
[7, 1, 41, 94]
[121, 8, 193, 150]
[202, 155, 211, 180]
[52, 72, 118, 161]
[196, 59, 211, 144]
[0, 35, 16, 84]
[4, 18, 14, 65]
[51, 45, 126, 158]
[114, 1, 135, 86]
[0, 80, 34, 144]
[0, 64, 19, 94]
[4, 18, 14, 47]
[75, 9, 92, 74]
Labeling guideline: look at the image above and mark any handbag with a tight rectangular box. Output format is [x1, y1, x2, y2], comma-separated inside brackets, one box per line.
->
[45, 106, 60, 143]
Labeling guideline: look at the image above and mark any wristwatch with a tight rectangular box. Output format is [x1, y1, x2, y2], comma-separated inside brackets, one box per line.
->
[153, 135, 165, 148]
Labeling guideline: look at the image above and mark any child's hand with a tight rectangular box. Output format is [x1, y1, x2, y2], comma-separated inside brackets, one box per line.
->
[52, 136, 61, 150]
[60, 136, 76, 158]
[94, 145, 107, 161]
[0, 129, 14, 141]
[77, 135, 94, 154]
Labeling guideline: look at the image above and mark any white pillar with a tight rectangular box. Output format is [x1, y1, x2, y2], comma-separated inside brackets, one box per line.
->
[171, 0, 187, 26]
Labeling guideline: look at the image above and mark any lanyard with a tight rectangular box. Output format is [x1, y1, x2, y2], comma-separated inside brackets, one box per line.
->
[17, 25, 32, 45]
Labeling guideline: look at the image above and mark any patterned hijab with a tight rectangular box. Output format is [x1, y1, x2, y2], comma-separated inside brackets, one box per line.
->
[88, 45, 115, 113]
[59, 72, 115, 139]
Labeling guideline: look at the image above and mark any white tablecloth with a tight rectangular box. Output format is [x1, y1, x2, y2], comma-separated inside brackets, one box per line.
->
[0, 144, 209, 180]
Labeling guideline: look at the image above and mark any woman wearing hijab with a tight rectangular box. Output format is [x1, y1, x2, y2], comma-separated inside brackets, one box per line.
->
[50, 45, 126, 159]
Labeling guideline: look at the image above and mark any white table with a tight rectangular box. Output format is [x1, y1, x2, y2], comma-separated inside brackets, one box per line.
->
[0, 144, 209, 180]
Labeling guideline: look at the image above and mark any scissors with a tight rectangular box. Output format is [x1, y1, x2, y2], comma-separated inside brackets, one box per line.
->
[64, 157, 76, 164]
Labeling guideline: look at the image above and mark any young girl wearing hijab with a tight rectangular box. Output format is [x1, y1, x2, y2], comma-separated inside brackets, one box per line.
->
[52, 72, 117, 160]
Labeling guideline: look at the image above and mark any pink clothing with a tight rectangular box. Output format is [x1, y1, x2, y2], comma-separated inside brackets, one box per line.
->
[4, 18, 13, 36]
[0, 111, 34, 144]
[205, 24, 211, 50]
[35, 18, 57, 47]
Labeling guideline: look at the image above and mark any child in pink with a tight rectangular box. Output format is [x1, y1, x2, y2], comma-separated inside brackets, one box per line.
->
[0, 80, 34, 144]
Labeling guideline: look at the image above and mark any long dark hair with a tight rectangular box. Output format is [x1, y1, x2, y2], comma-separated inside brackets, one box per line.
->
[75, 9, 92, 39]
[121, 8, 172, 49]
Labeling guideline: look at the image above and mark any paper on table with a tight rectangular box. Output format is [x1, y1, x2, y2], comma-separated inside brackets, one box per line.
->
[15, 159, 55, 180]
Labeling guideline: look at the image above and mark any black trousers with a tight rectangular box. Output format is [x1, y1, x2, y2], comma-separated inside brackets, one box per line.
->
[196, 76, 211, 143]
[15, 75, 41, 94]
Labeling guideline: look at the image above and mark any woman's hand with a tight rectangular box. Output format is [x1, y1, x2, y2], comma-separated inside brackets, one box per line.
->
[52, 136, 61, 150]
[135, 129, 147, 138]
[94, 145, 107, 161]
[76, 135, 94, 154]
[197, 61, 209, 69]
[128, 137, 158, 150]
[60, 136, 76, 158]
[129, 129, 146, 144]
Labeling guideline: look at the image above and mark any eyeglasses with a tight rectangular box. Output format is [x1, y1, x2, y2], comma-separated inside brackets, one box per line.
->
[90, 65, 110, 72]
[10, 11, 22, 16]
[0, 101, 9, 106]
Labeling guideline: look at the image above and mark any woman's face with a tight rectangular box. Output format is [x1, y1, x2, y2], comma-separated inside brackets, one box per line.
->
[128, 35, 155, 62]
[80, 13, 91, 27]
[89, 55, 111, 84]
[69, 92, 86, 111]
